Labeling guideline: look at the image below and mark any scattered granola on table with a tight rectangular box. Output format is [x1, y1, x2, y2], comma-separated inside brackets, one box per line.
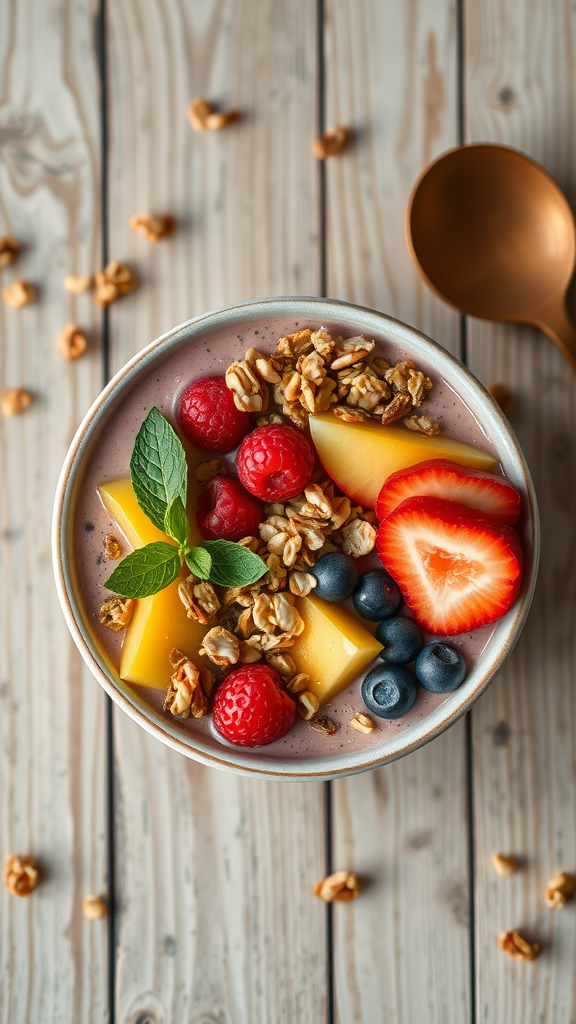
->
[313, 125, 350, 159]
[57, 323, 87, 362]
[0, 236, 20, 268]
[314, 871, 360, 902]
[129, 214, 177, 242]
[94, 261, 137, 307]
[64, 273, 93, 293]
[491, 853, 517, 877]
[545, 871, 575, 908]
[83, 895, 107, 919]
[497, 930, 539, 961]
[187, 98, 240, 131]
[4, 854, 39, 897]
[1, 387, 32, 417]
[2, 279, 35, 308]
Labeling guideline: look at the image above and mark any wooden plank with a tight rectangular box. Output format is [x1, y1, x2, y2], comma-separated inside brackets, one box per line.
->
[465, 1, 576, 1019]
[106, 2, 327, 1021]
[0, 1, 108, 1021]
[324, 2, 473, 1021]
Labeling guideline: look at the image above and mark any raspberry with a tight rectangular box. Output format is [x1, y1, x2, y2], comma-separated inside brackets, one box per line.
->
[178, 375, 252, 453]
[213, 664, 295, 747]
[196, 475, 264, 541]
[236, 424, 315, 502]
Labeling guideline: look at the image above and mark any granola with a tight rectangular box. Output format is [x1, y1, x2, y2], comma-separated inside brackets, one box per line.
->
[313, 126, 350, 159]
[2, 279, 35, 308]
[223, 330, 435, 436]
[314, 870, 360, 902]
[98, 596, 134, 631]
[57, 323, 87, 361]
[491, 853, 517, 877]
[164, 649, 207, 719]
[545, 871, 575, 908]
[129, 214, 177, 242]
[0, 236, 20, 268]
[1, 388, 32, 417]
[4, 855, 39, 897]
[188, 98, 240, 131]
[497, 931, 539, 962]
[199, 626, 240, 666]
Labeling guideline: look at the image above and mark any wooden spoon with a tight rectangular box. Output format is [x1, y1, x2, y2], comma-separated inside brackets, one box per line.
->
[407, 144, 576, 372]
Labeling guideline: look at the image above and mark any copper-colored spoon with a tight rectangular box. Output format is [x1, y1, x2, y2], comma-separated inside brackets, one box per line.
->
[407, 144, 576, 372]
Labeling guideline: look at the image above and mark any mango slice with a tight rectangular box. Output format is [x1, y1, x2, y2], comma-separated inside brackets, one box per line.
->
[309, 413, 497, 509]
[98, 478, 206, 689]
[291, 594, 383, 704]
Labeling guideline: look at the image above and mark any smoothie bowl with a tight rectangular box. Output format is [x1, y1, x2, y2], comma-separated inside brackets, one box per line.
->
[53, 297, 539, 780]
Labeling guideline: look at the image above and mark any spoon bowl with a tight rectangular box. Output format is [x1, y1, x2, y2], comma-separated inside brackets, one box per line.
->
[407, 144, 576, 370]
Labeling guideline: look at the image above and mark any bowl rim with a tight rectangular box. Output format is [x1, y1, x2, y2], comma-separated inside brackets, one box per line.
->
[52, 296, 540, 781]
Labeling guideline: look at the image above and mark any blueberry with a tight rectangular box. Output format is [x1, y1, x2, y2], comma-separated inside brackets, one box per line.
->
[376, 616, 422, 664]
[361, 664, 416, 719]
[415, 643, 466, 693]
[310, 552, 359, 602]
[352, 570, 402, 621]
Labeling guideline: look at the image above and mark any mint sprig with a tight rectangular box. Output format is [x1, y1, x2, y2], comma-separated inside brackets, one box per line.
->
[105, 407, 267, 599]
[130, 407, 187, 533]
[201, 539, 268, 587]
[105, 541, 182, 598]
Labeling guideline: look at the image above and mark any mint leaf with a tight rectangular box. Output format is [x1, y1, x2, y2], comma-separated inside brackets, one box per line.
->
[130, 407, 187, 533]
[201, 539, 268, 587]
[164, 496, 189, 546]
[185, 545, 212, 580]
[105, 541, 181, 598]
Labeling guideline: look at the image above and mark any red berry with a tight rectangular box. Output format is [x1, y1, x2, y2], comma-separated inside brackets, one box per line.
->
[236, 424, 315, 502]
[178, 375, 252, 453]
[213, 664, 295, 747]
[196, 475, 264, 541]
[376, 496, 523, 635]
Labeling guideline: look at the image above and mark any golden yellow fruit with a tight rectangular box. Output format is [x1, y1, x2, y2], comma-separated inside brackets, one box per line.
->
[98, 478, 206, 688]
[309, 413, 497, 509]
[291, 594, 382, 705]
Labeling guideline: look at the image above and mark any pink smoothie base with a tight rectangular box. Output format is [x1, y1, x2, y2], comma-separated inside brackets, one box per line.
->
[73, 315, 504, 761]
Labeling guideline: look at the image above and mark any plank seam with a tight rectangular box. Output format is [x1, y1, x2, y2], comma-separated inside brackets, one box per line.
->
[457, 0, 475, 1020]
[95, 1, 116, 1020]
[318, 3, 333, 1022]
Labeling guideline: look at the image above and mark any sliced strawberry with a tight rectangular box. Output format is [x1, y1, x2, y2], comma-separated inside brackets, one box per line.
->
[376, 459, 521, 525]
[376, 496, 523, 635]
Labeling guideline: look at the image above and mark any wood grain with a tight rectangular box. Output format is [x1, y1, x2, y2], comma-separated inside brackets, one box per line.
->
[0, 0, 108, 1021]
[106, 3, 327, 1021]
[324, 2, 472, 1021]
[465, 1, 576, 1019]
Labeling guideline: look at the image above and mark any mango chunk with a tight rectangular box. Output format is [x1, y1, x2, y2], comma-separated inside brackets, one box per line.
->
[291, 594, 383, 704]
[120, 583, 207, 689]
[98, 478, 205, 688]
[309, 413, 497, 509]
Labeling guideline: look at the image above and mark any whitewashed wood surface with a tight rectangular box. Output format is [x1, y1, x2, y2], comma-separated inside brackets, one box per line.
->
[1, 1, 575, 1022]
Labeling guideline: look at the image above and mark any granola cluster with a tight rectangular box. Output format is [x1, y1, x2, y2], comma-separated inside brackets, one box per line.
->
[223, 328, 438, 435]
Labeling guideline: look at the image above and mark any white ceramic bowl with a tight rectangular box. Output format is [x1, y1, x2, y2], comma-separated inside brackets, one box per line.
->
[53, 297, 539, 780]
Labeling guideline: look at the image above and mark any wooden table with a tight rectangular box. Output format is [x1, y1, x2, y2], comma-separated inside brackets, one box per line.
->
[1, 1, 575, 1020]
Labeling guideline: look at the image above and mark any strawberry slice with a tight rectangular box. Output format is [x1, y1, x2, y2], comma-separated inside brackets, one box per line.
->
[376, 460, 521, 525]
[376, 496, 523, 635]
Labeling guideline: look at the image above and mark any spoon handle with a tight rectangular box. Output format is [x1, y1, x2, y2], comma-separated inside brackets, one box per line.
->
[533, 300, 576, 374]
